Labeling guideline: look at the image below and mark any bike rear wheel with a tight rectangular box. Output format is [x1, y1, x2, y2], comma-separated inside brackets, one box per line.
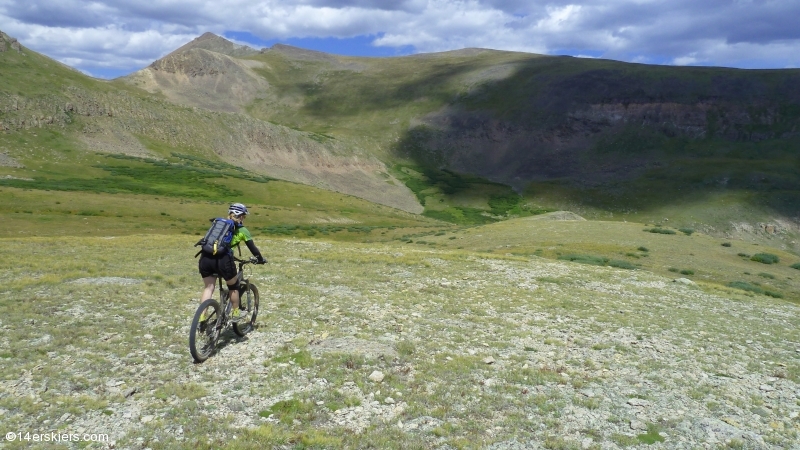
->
[232, 283, 259, 336]
[189, 298, 221, 362]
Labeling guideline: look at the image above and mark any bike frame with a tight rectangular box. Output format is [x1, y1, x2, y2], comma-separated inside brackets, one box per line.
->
[215, 257, 254, 325]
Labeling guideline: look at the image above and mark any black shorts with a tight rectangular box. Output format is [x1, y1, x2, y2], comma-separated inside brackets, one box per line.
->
[198, 252, 237, 281]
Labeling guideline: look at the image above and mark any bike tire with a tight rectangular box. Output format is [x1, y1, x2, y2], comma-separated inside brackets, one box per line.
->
[189, 298, 221, 363]
[232, 283, 259, 336]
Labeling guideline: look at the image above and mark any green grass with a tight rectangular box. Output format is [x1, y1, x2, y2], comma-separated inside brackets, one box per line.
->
[422, 217, 800, 302]
[727, 281, 783, 298]
[259, 398, 316, 425]
[636, 424, 665, 444]
[271, 350, 313, 368]
[0, 233, 798, 449]
[389, 164, 552, 225]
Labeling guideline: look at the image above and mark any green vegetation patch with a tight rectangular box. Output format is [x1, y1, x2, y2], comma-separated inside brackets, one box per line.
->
[271, 350, 313, 368]
[644, 228, 677, 235]
[727, 281, 783, 298]
[261, 224, 380, 237]
[750, 253, 779, 264]
[637, 424, 665, 444]
[558, 254, 637, 270]
[0, 152, 274, 200]
[259, 398, 316, 425]
[391, 164, 550, 225]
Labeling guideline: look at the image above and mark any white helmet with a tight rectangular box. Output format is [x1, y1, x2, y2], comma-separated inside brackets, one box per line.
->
[228, 203, 248, 216]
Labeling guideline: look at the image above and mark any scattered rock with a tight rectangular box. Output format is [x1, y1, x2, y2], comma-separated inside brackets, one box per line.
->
[483, 356, 496, 364]
[673, 278, 695, 285]
[402, 416, 444, 433]
[627, 398, 650, 407]
[690, 418, 767, 449]
[368, 371, 385, 383]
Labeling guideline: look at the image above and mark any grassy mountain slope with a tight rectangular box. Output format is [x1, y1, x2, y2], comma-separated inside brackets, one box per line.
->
[229, 42, 800, 246]
[0, 32, 422, 214]
[2, 31, 800, 252]
[2, 33, 799, 447]
[425, 213, 800, 301]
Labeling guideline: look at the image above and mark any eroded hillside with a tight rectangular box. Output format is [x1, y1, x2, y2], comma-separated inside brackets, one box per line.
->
[0, 31, 421, 213]
[2, 31, 800, 243]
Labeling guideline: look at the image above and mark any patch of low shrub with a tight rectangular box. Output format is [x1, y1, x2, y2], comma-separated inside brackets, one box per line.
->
[558, 254, 608, 266]
[791, 263, 800, 270]
[679, 228, 695, 236]
[637, 246, 649, 252]
[644, 228, 677, 235]
[750, 253, 779, 264]
[727, 281, 783, 298]
[721, 242, 732, 247]
[608, 260, 637, 270]
[558, 254, 636, 270]
[680, 269, 695, 276]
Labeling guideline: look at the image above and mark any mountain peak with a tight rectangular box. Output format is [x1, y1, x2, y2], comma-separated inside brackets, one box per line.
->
[165, 32, 259, 59]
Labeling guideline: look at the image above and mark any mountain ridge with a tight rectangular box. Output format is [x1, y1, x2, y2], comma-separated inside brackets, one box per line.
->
[2, 30, 799, 249]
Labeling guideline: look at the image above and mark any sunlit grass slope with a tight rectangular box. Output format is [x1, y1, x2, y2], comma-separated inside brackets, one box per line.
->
[423, 214, 800, 302]
[244, 48, 800, 233]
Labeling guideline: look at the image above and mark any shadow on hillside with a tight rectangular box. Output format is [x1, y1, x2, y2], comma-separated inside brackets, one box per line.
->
[298, 58, 487, 118]
[387, 55, 800, 221]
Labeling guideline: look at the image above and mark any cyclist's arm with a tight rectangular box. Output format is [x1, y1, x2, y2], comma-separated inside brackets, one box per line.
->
[245, 239, 264, 261]
[236, 226, 266, 262]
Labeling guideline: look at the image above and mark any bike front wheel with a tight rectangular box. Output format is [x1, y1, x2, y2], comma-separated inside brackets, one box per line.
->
[232, 283, 259, 336]
[189, 298, 221, 362]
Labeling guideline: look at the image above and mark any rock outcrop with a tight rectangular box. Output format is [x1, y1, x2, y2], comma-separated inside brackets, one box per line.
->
[0, 31, 22, 53]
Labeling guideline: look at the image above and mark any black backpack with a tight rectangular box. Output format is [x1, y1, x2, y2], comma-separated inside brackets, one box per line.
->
[195, 218, 236, 257]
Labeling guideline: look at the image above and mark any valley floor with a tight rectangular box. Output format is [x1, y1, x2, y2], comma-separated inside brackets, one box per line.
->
[0, 235, 798, 449]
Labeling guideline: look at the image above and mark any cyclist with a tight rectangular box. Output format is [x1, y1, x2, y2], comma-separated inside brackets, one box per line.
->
[198, 203, 266, 322]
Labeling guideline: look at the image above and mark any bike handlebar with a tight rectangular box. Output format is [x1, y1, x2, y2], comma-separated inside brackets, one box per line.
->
[233, 256, 267, 266]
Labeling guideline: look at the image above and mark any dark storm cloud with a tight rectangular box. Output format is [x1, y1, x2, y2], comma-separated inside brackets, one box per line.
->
[2, 0, 115, 28]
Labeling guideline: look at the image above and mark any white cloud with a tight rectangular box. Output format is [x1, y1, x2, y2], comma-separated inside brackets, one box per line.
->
[1, 0, 799, 77]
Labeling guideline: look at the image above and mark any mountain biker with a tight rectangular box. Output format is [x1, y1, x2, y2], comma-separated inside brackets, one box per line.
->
[198, 203, 266, 322]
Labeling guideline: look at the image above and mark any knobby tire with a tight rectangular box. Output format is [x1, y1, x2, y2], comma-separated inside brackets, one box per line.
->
[232, 283, 259, 336]
[189, 298, 221, 363]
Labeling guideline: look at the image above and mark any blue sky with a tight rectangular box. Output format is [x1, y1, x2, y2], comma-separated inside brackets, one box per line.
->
[1, 0, 799, 79]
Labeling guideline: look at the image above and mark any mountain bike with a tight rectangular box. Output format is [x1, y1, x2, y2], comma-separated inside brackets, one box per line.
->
[189, 256, 261, 363]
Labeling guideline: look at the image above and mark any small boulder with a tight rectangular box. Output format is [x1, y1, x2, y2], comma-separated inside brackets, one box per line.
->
[368, 371, 385, 383]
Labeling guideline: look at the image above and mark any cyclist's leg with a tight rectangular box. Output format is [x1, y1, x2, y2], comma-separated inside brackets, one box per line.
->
[226, 278, 239, 310]
[198, 255, 217, 301]
[201, 276, 216, 301]
[219, 253, 240, 311]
